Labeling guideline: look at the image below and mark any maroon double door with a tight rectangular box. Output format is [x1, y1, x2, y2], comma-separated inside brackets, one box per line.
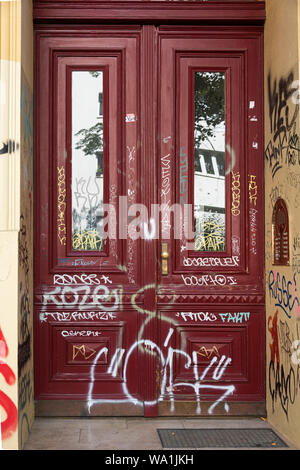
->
[34, 23, 265, 417]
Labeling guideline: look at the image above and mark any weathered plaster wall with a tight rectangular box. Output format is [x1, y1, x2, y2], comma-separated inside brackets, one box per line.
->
[0, 0, 34, 450]
[18, 0, 34, 449]
[264, 0, 300, 449]
[0, 0, 21, 450]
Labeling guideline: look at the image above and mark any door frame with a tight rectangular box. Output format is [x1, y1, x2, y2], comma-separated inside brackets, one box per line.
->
[33, 1, 266, 24]
[33, 1, 266, 417]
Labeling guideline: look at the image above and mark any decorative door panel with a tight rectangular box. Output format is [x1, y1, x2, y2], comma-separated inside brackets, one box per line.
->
[34, 30, 146, 410]
[158, 308, 265, 416]
[158, 32, 264, 292]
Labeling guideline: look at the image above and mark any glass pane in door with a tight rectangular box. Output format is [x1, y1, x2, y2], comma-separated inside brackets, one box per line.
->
[71, 70, 104, 251]
[194, 72, 226, 252]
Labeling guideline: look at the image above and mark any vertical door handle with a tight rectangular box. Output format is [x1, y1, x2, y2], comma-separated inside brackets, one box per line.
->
[161, 242, 169, 275]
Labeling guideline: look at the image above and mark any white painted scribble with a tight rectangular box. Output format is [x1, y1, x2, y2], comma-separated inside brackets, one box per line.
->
[87, 328, 234, 415]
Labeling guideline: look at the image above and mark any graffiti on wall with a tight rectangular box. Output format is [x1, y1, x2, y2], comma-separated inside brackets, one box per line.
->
[0, 327, 18, 443]
[292, 233, 300, 275]
[268, 270, 300, 319]
[265, 71, 300, 179]
[18, 214, 33, 446]
[268, 310, 300, 419]
[19, 73, 35, 447]
[21, 81, 33, 192]
[18, 215, 31, 375]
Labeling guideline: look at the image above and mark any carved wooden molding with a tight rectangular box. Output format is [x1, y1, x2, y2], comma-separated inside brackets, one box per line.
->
[157, 293, 265, 304]
[33, 1, 266, 24]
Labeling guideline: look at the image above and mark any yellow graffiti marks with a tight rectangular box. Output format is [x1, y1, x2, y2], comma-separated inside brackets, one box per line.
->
[57, 166, 67, 246]
[72, 230, 103, 251]
[197, 346, 220, 360]
[248, 174, 258, 207]
[194, 220, 225, 252]
[72, 344, 96, 361]
[231, 171, 240, 216]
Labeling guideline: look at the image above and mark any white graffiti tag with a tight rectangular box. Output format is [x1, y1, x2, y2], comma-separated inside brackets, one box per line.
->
[87, 328, 235, 415]
[40, 285, 122, 320]
[181, 274, 237, 287]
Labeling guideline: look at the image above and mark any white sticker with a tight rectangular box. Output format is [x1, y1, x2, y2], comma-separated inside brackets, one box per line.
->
[125, 113, 136, 123]
[249, 101, 255, 109]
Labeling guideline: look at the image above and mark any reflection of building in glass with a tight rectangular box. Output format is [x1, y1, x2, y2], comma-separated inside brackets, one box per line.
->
[193, 71, 226, 252]
[95, 89, 104, 237]
[194, 148, 225, 251]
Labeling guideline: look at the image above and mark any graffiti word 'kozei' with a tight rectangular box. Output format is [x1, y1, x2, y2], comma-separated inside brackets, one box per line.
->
[41, 285, 122, 313]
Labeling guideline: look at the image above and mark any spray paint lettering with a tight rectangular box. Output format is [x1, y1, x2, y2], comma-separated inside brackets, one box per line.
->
[231, 171, 240, 216]
[181, 274, 237, 287]
[183, 256, 239, 268]
[268, 270, 300, 319]
[40, 311, 117, 322]
[219, 312, 250, 323]
[87, 328, 234, 415]
[248, 174, 258, 207]
[40, 284, 122, 318]
[268, 311, 300, 419]
[57, 166, 66, 245]
[265, 71, 300, 178]
[0, 327, 18, 441]
[249, 208, 258, 255]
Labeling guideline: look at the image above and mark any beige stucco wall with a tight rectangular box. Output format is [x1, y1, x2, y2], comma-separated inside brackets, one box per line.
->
[18, 0, 34, 450]
[264, 0, 300, 450]
[0, 0, 33, 450]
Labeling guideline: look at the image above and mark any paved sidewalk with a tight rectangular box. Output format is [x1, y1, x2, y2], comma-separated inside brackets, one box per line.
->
[23, 417, 297, 450]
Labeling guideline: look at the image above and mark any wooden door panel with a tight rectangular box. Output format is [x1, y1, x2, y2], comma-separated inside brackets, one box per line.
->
[156, 29, 265, 414]
[34, 30, 145, 407]
[158, 32, 264, 293]
[158, 308, 265, 409]
[36, 37, 140, 281]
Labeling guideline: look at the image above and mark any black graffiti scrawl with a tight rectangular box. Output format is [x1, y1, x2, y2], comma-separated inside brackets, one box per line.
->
[265, 71, 300, 178]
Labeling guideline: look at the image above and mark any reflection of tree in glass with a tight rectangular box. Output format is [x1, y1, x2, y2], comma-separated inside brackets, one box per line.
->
[89, 71, 101, 78]
[74, 122, 103, 175]
[86, 207, 97, 230]
[72, 208, 81, 230]
[74, 72, 104, 175]
[75, 122, 102, 155]
[194, 72, 225, 148]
